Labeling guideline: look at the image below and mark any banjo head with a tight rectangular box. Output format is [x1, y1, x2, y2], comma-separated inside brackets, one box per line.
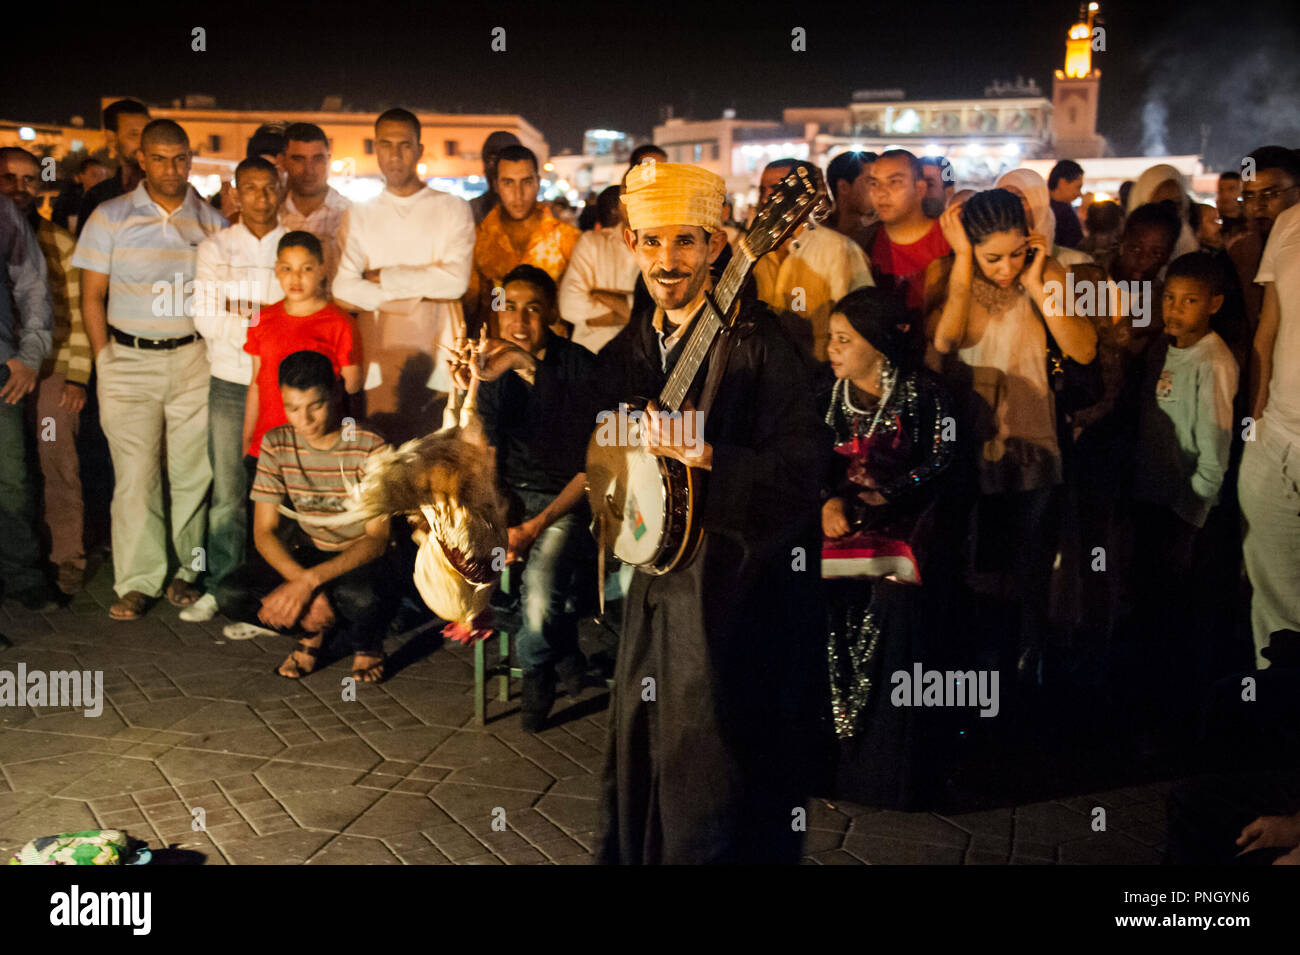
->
[586, 411, 668, 568]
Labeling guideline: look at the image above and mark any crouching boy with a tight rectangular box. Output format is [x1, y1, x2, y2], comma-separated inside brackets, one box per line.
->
[218, 349, 395, 683]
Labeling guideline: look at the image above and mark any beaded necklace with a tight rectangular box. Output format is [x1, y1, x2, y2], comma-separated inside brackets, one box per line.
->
[970, 270, 1024, 313]
[828, 361, 897, 440]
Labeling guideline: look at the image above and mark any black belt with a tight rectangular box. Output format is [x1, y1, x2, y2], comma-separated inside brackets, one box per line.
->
[110, 327, 201, 350]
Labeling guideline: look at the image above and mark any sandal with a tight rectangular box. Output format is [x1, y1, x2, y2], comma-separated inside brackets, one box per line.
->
[166, 578, 202, 608]
[350, 652, 386, 684]
[109, 591, 150, 621]
[276, 639, 322, 679]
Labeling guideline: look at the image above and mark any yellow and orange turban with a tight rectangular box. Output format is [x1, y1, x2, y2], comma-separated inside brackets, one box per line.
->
[621, 161, 726, 233]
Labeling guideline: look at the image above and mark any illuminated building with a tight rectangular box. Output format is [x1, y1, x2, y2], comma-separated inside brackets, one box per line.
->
[99, 96, 549, 202]
[661, 4, 1116, 192]
[1053, 2, 1107, 158]
[0, 119, 106, 165]
[655, 110, 804, 195]
[547, 128, 651, 198]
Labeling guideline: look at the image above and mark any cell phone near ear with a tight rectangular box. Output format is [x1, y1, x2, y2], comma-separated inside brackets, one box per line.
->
[1025, 246, 1038, 265]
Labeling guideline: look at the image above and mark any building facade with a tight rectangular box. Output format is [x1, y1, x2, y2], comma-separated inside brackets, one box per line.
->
[656, 3, 1115, 198]
[99, 97, 549, 200]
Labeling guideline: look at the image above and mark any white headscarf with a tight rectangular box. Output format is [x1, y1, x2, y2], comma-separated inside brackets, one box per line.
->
[1128, 163, 1200, 259]
[1128, 163, 1189, 214]
[997, 168, 1056, 248]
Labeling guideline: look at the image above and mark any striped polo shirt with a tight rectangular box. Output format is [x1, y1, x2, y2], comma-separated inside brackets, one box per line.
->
[70, 181, 227, 339]
[251, 423, 389, 550]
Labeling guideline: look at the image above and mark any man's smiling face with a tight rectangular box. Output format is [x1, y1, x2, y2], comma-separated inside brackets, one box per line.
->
[625, 224, 725, 312]
[498, 279, 552, 355]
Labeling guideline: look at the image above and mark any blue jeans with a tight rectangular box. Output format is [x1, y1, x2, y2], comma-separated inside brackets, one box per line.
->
[207, 376, 249, 595]
[0, 400, 44, 592]
[512, 487, 597, 671]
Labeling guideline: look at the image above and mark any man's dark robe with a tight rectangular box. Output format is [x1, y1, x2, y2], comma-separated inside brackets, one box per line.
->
[538, 287, 829, 863]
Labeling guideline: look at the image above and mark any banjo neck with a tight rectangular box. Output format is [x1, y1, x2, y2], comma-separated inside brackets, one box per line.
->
[656, 238, 758, 413]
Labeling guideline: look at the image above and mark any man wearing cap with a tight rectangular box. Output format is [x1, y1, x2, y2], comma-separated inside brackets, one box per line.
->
[460, 162, 827, 864]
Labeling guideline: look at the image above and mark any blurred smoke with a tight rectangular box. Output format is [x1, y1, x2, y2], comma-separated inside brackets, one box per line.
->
[1141, 100, 1168, 156]
[1138, 2, 1300, 169]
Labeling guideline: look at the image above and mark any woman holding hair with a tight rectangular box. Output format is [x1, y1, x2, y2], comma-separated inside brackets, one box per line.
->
[821, 286, 954, 808]
[928, 189, 1097, 686]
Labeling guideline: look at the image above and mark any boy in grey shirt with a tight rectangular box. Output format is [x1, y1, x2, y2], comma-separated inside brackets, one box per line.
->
[1135, 252, 1240, 539]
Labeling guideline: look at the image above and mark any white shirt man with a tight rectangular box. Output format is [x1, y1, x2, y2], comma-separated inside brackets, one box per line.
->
[1239, 201, 1300, 666]
[194, 221, 286, 386]
[754, 218, 874, 361]
[281, 186, 349, 283]
[334, 185, 474, 439]
[558, 227, 639, 353]
[189, 213, 286, 621]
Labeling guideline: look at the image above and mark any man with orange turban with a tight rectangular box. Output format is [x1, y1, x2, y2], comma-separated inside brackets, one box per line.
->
[459, 162, 828, 864]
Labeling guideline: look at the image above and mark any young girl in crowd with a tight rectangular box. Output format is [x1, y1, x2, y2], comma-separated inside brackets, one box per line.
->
[928, 189, 1097, 686]
[820, 287, 954, 808]
[243, 231, 362, 459]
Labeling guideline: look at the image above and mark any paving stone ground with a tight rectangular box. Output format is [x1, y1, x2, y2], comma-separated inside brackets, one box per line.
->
[0, 560, 1174, 864]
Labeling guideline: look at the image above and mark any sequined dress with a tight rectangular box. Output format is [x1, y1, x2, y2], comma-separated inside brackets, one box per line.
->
[822, 369, 954, 808]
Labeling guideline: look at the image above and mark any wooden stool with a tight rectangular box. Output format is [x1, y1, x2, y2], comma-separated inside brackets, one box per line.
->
[471, 566, 620, 726]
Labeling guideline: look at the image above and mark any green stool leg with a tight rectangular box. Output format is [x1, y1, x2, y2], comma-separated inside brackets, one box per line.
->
[498, 631, 511, 702]
[474, 638, 487, 726]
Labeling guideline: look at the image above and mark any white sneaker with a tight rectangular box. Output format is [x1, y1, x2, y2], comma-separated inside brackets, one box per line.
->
[179, 593, 219, 622]
[222, 621, 279, 641]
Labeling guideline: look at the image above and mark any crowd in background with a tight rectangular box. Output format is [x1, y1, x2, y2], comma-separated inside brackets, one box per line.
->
[3, 97, 1300, 861]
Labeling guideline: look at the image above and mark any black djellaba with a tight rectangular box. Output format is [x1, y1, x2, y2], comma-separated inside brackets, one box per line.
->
[540, 259, 831, 863]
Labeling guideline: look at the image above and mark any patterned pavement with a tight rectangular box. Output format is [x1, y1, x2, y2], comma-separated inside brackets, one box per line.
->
[0, 560, 1173, 864]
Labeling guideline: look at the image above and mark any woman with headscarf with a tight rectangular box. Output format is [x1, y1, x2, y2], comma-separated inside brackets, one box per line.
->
[1128, 163, 1201, 261]
[929, 189, 1098, 688]
[997, 167, 1094, 268]
[820, 285, 955, 809]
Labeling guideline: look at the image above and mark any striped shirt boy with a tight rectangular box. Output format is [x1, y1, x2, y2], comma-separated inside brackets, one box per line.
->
[251, 423, 388, 550]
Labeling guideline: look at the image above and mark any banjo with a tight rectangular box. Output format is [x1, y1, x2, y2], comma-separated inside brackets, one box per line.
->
[585, 164, 823, 577]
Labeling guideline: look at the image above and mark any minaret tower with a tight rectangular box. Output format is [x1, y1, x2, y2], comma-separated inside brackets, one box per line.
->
[1052, 2, 1107, 158]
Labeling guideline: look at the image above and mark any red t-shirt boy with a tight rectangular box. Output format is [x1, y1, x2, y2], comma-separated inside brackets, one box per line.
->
[243, 231, 362, 456]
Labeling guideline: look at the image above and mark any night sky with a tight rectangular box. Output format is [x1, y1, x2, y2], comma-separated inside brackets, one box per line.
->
[5, 0, 1298, 169]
